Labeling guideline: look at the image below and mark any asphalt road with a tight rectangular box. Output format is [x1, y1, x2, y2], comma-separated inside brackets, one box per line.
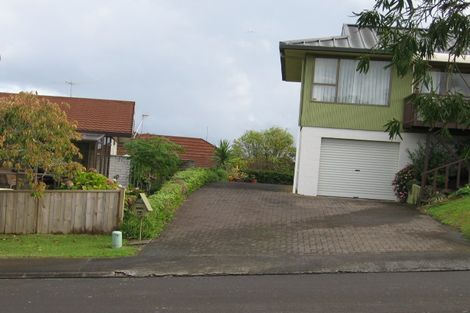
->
[1, 272, 470, 313]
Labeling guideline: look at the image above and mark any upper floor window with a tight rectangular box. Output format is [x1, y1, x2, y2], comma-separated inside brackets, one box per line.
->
[421, 70, 470, 97]
[312, 58, 391, 106]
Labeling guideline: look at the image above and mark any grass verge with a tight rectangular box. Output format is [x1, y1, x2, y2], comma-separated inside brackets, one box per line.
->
[426, 196, 470, 240]
[0, 234, 138, 258]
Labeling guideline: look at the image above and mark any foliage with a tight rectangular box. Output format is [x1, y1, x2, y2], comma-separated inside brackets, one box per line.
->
[227, 167, 250, 182]
[407, 141, 452, 180]
[232, 127, 296, 173]
[426, 195, 470, 239]
[214, 139, 233, 169]
[0, 234, 137, 258]
[125, 137, 183, 193]
[355, 0, 470, 139]
[392, 165, 417, 202]
[121, 168, 227, 239]
[420, 185, 448, 204]
[61, 169, 119, 190]
[243, 169, 294, 185]
[0, 92, 81, 196]
[454, 185, 470, 197]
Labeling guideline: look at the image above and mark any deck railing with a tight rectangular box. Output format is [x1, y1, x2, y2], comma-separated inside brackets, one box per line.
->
[421, 159, 470, 193]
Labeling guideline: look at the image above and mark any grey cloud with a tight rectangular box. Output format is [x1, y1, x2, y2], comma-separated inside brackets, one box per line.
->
[0, 0, 375, 143]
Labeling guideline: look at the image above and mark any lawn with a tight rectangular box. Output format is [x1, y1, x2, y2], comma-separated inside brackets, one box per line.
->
[427, 196, 470, 240]
[0, 234, 138, 258]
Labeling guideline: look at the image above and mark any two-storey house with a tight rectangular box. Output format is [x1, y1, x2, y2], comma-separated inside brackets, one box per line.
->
[280, 24, 470, 201]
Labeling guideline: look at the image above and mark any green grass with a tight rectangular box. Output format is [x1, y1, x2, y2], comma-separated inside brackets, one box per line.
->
[426, 196, 470, 239]
[0, 234, 139, 258]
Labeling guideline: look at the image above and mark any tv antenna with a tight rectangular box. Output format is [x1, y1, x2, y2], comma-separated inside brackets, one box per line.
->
[65, 81, 76, 97]
[133, 114, 150, 138]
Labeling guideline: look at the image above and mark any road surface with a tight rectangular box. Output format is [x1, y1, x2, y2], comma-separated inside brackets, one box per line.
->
[1, 272, 469, 313]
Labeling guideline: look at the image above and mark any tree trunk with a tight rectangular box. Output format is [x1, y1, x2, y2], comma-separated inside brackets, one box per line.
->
[420, 132, 432, 188]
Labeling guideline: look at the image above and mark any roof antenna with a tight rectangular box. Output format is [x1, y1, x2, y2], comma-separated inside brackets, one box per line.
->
[65, 81, 76, 97]
[206, 126, 209, 141]
[133, 114, 149, 138]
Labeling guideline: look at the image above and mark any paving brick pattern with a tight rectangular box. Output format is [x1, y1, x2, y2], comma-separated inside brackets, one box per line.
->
[144, 183, 469, 257]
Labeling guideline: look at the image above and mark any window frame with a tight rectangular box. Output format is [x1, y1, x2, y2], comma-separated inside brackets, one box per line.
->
[311, 56, 393, 107]
[420, 69, 470, 96]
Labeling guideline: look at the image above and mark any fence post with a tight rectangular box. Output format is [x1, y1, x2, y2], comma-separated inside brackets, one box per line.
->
[117, 188, 126, 225]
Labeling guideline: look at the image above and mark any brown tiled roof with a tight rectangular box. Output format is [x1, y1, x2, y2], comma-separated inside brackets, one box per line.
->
[0, 92, 135, 137]
[138, 134, 216, 168]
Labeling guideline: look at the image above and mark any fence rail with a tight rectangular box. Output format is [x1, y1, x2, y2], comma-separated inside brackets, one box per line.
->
[0, 189, 125, 234]
[421, 159, 470, 193]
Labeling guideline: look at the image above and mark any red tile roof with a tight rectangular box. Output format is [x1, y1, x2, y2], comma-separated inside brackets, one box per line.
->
[138, 134, 216, 168]
[0, 92, 135, 137]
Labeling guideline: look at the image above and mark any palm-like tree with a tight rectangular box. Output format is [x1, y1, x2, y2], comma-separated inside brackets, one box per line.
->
[214, 139, 232, 168]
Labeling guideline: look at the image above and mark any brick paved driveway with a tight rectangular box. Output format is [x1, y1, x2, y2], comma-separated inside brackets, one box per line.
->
[136, 182, 470, 275]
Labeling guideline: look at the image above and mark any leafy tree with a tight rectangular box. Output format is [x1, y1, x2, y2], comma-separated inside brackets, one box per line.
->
[0, 92, 82, 195]
[125, 137, 183, 193]
[214, 139, 233, 169]
[355, 0, 470, 187]
[232, 127, 296, 173]
[355, 0, 470, 137]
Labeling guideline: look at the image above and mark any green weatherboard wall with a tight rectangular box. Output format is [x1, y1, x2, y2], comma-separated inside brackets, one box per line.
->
[299, 56, 412, 131]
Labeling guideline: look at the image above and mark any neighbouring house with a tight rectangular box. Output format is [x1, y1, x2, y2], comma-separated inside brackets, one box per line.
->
[280, 24, 470, 201]
[0, 92, 135, 186]
[131, 133, 216, 168]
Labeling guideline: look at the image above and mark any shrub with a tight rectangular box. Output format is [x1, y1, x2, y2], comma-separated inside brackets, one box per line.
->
[392, 165, 417, 202]
[125, 137, 183, 193]
[243, 169, 294, 185]
[454, 185, 470, 197]
[0, 92, 82, 196]
[408, 142, 453, 181]
[61, 170, 119, 190]
[227, 167, 249, 182]
[121, 168, 227, 239]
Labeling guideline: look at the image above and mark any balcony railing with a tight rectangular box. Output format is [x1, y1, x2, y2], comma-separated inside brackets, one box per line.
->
[403, 96, 470, 133]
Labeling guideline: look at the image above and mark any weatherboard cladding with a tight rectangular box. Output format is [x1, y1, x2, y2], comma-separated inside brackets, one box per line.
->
[300, 57, 412, 131]
[0, 92, 135, 136]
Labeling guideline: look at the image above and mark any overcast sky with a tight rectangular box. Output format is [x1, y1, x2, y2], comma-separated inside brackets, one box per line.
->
[0, 0, 374, 144]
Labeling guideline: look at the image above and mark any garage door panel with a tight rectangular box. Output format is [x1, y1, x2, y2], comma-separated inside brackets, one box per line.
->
[318, 138, 399, 201]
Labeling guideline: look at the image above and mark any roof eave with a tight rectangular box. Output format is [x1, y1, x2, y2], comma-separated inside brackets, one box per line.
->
[280, 42, 389, 55]
[280, 43, 391, 81]
[77, 129, 133, 138]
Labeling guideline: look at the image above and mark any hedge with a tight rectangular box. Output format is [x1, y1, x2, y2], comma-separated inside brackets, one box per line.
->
[121, 168, 227, 239]
[243, 169, 293, 185]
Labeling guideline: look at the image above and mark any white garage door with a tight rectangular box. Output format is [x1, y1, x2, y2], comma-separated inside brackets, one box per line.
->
[318, 138, 399, 201]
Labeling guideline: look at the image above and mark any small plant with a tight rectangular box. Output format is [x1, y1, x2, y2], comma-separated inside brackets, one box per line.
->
[454, 185, 470, 197]
[227, 167, 248, 182]
[62, 170, 119, 190]
[392, 165, 417, 202]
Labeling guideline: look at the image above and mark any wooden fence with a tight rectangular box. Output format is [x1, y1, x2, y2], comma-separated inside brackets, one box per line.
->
[0, 189, 125, 234]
